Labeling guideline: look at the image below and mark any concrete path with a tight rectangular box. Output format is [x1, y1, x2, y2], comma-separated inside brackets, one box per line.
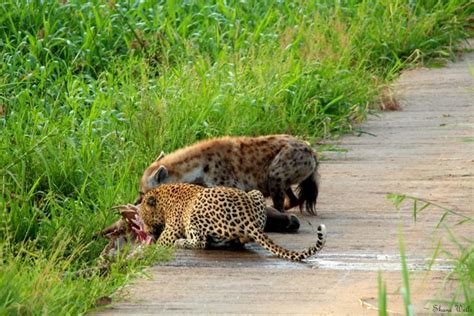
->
[95, 45, 473, 315]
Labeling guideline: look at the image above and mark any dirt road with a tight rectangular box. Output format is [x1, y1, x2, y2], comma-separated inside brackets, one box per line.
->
[95, 45, 473, 315]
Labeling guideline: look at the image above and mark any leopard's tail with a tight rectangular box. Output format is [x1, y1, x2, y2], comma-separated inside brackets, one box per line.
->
[249, 224, 326, 261]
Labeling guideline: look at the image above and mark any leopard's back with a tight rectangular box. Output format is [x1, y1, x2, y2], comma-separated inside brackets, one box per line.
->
[190, 187, 326, 261]
[140, 184, 266, 238]
[191, 187, 267, 240]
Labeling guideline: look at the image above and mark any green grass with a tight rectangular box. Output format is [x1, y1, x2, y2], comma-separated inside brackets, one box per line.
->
[1, 0, 472, 314]
[398, 227, 415, 316]
[377, 227, 415, 316]
[0, 232, 172, 315]
[380, 194, 473, 314]
[378, 272, 388, 316]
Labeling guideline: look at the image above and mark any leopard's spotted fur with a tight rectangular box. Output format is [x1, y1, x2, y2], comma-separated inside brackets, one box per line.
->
[141, 183, 326, 261]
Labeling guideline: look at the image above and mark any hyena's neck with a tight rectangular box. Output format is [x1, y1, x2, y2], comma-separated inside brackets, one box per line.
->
[179, 167, 205, 185]
[166, 158, 206, 186]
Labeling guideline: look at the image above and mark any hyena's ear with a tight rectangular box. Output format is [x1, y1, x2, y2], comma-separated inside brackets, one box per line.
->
[155, 151, 165, 162]
[151, 165, 168, 185]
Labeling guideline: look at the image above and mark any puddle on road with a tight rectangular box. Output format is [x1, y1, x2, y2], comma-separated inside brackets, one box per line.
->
[164, 250, 455, 272]
[306, 253, 454, 272]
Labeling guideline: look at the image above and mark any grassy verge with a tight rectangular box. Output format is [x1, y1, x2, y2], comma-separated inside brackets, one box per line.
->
[0, 233, 172, 314]
[1, 0, 472, 314]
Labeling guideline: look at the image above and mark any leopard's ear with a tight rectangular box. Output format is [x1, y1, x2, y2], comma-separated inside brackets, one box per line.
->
[155, 151, 165, 162]
[151, 165, 168, 185]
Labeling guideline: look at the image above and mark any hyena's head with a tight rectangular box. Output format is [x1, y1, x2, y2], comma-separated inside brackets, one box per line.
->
[136, 151, 170, 204]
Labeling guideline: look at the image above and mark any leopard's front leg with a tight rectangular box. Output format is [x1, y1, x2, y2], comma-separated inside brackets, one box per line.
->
[174, 227, 207, 249]
[156, 227, 181, 246]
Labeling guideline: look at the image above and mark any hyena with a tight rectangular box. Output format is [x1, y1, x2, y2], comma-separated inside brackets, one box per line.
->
[136, 135, 320, 232]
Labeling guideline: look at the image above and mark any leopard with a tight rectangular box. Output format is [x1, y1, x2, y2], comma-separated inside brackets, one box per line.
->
[138, 183, 326, 261]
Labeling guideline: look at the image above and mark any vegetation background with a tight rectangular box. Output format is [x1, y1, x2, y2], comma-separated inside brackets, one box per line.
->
[0, 0, 471, 314]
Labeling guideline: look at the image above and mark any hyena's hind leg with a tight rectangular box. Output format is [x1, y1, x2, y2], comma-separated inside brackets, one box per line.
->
[267, 161, 288, 212]
[246, 189, 300, 233]
[264, 205, 300, 233]
[284, 188, 299, 210]
[268, 145, 315, 212]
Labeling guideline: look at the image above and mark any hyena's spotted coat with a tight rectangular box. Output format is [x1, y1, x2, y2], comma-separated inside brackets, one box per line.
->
[138, 135, 319, 215]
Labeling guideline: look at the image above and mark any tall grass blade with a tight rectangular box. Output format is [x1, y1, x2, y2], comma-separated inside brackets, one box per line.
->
[399, 227, 414, 316]
[378, 272, 388, 316]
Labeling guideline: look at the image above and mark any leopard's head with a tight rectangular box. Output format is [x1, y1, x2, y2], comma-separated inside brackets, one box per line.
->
[139, 192, 166, 237]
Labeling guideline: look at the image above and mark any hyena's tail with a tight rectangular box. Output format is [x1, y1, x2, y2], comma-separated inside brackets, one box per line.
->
[297, 153, 319, 215]
[249, 224, 326, 261]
